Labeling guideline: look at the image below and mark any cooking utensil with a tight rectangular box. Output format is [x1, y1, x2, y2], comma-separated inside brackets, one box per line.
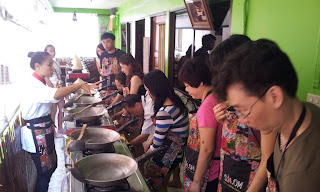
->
[65, 145, 168, 186]
[64, 93, 84, 108]
[69, 128, 120, 150]
[67, 124, 87, 152]
[73, 96, 102, 107]
[62, 104, 94, 122]
[63, 106, 107, 122]
[106, 100, 127, 112]
[74, 106, 107, 123]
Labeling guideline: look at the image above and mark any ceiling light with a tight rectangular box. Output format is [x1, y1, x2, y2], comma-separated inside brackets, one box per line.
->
[73, 12, 77, 22]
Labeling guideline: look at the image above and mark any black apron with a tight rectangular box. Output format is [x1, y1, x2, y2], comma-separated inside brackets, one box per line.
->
[26, 114, 57, 174]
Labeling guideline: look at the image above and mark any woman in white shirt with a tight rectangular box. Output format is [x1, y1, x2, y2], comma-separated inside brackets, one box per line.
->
[21, 51, 97, 192]
[44, 45, 64, 137]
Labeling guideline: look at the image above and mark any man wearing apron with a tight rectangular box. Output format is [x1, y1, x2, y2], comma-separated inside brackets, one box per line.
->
[21, 52, 98, 192]
[213, 39, 320, 192]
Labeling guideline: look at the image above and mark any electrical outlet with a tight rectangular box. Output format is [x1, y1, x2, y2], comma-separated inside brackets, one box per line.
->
[307, 93, 320, 107]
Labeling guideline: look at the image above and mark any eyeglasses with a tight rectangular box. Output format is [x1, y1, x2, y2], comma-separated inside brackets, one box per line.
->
[235, 88, 270, 119]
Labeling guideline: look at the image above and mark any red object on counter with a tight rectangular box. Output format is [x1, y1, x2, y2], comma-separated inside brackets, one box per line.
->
[66, 73, 90, 82]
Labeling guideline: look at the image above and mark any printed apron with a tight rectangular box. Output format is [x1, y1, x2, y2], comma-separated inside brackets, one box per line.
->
[145, 130, 184, 190]
[183, 113, 213, 192]
[218, 109, 261, 192]
[266, 152, 278, 192]
[26, 114, 57, 174]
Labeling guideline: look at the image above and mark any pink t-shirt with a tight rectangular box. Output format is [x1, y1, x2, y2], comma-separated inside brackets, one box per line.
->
[197, 94, 222, 182]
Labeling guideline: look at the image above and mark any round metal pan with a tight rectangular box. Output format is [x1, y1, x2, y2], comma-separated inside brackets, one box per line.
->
[73, 96, 102, 107]
[70, 128, 120, 149]
[74, 153, 138, 186]
[74, 89, 97, 96]
[68, 146, 168, 187]
[73, 106, 107, 123]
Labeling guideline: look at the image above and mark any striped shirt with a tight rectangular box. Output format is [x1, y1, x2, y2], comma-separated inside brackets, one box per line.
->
[150, 105, 189, 151]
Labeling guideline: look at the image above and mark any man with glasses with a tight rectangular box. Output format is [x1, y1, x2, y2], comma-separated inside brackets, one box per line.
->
[214, 39, 320, 192]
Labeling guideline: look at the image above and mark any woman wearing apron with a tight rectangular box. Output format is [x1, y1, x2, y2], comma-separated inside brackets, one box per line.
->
[179, 58, 222, 192]
[21, 52, 98, 192]
[143, 70, 188, 191]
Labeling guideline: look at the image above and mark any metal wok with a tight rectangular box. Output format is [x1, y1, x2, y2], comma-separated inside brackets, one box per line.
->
[69, 128, 120, 150]
[74, 106, 107, 123]
[66, 146, 168, 187]
[73, 96, 102, 107]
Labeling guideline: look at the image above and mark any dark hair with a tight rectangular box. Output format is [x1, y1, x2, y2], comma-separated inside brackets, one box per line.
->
[119, 53, 144, 79]
[44, 44, 54, 52]
[96, 43, 105, 57]
[124, 94, 141, 108]
[202, 34, 216, 46]
[214, 39, 298, 101]
[178, 57, 212, 87]
[115, 72, 127, 86]
[144, 70, 186, 114]
[29, 52, 51, 70]
[101, 32, 115, 41]
[210, 34, 251, 77]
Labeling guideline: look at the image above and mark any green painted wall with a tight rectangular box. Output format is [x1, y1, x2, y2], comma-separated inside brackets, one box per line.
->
[231, 0, 320, 100]
[53, 7, 110, 14]
[116, 0, 185, 76]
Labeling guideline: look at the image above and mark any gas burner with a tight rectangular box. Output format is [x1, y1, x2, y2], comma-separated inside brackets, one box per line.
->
[83, 145, 115, 156]
[86, 179, 129, 192]
[75, 118, 102, 127]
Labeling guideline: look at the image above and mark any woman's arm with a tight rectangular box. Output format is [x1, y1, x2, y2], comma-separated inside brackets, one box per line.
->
[109, 93, 123, 106]
[54, 81, 99, 100]
[150, 110, 173, 151]
[246, 131, 277, 192]
[129, 75, 143, 95]
[189, 127, 217, 192]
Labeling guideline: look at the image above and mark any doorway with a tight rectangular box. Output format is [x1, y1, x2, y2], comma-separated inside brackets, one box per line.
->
[135, 19, 145, 66]
[151, 15, 166, 72]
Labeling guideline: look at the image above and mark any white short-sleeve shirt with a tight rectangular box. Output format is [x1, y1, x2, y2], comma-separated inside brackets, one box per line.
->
[20, 75, 60, 153]
[141, 93, 155, 135]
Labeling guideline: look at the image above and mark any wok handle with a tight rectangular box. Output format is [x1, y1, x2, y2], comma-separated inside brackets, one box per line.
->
[135, 145, 169, 163]
[101, 91, 120, 100]
[97, 85, 109, 92]
[116, 118, 139, 132]
[77, 124, 87, 140]
[106, 100, 126, 111]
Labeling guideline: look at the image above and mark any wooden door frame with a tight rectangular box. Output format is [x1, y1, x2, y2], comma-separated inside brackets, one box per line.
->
[150, 14, 167, 72]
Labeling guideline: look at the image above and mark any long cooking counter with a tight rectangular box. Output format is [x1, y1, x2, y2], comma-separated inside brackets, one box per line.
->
[64, 122, 150, 191]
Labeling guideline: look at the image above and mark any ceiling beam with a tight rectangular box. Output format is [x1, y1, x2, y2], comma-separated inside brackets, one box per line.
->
[52, 7, 111, 15]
